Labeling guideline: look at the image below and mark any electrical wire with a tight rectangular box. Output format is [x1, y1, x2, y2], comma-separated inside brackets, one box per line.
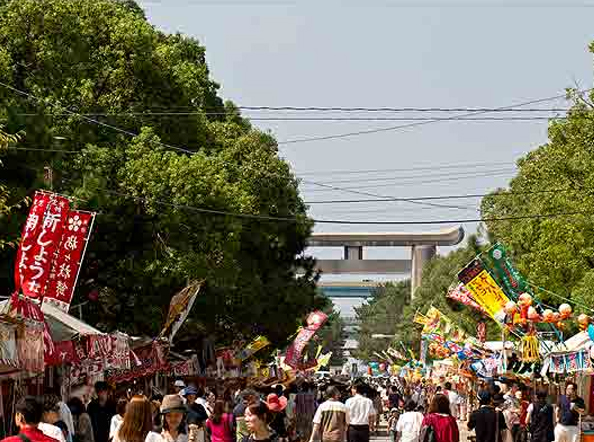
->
[301, 178, 475, 210]
[296, 161, 514, 176]
[0, 80, 196, 155]
[301, 167, 516, 186]
[304, 170, 515, 192]
[277, 90, 590, 145]
[82, 188, 594, 226]
[238, 106, 571, 113]
[304, 188, 573, 204]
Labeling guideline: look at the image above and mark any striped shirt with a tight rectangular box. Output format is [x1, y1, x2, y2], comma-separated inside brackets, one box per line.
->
[313, 399, 349, 442]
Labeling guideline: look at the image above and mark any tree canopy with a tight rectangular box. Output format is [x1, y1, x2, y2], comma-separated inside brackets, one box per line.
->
[353, 280, 410, 361]
[481, 88, 594, 314]
[0, 0, 321, 346]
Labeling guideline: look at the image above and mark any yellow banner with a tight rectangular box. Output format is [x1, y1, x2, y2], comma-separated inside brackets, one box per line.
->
[413, 311, 428, 326]
[464, 269, 510, 322]
[238, 335, 270, 361]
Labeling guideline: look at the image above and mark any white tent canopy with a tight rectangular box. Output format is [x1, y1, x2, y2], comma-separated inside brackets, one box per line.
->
[0, 300, 102, 341]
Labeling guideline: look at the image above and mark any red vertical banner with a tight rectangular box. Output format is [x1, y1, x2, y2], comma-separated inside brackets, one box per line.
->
[284, 310, 328, 369]
[44, 211, 95, 312]
[14, 192, 50, 294]
[16, 192, 70, 299]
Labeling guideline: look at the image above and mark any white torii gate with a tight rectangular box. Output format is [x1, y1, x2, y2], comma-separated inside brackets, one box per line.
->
[309, 226, 464, 299]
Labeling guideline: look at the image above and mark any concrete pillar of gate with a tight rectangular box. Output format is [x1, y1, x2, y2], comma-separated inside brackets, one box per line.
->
[344, 245, 363, 260]
[411, 245, 437, 300]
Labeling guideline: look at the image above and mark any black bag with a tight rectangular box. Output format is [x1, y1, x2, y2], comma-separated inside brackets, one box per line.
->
[420, 424, 436, 442]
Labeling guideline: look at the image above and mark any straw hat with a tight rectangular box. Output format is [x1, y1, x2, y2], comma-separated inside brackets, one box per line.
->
[160, 395, 187, 414]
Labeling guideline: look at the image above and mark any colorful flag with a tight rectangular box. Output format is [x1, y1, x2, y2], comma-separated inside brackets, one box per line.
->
[43, 211, 95, 312]
[447, 283, 488, 315]
[237, 336, 271, 361]
[285, 311, 328, 369]
[159, 281, 203, 342]
[484, 243, 528, 298]
[458, 259, 510, 323]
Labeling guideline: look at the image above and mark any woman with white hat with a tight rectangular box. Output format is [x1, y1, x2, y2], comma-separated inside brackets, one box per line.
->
[160, 395, 188, 442]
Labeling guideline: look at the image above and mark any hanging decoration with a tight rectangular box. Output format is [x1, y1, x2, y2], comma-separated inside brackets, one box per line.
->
[520, 333, 540, 362]
[446, 283, 488, 315]
[483, 243, 528, 298]
[458, 259, 510, 323]
[43, 211, 96, 312]
[284, 310, 328, 369]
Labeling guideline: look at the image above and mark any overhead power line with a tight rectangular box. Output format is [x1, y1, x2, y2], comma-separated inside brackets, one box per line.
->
[304, 170, 515, 192]
[304, 188, 573, 204]
[78, 189, 594, 226]
[295, 161, 514, 176]
[277, 89, 590, 145]
[301, 178, 476, 211]
[238, 106, 571, 113]
[301, 167, 516, 186]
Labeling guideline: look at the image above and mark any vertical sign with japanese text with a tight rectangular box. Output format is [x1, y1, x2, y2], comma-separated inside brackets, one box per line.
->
[44, 211, 95, 312]
[458, 259, 510, 323]
[15, 192, 70, 299]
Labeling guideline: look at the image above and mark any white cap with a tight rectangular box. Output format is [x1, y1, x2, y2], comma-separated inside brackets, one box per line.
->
[174, 380, 186, 388]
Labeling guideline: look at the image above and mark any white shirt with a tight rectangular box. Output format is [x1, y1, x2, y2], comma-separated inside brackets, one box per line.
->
[396, 412, 424, 442]
[39, 422, 67, 442]
[110, 414, 123, 439]
[58, 402, 75, 436]
[345, 394, 374, 426]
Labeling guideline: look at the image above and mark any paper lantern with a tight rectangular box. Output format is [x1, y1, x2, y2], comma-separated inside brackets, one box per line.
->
[552, 312, 561, 322]
[578, 314, 590, 330]
[519, 293, 533, 307]
[559, 304, 572, 320]
[542, 309, 554, 323]
[504, 301, 518, 315]
[527, 306, 540, 321]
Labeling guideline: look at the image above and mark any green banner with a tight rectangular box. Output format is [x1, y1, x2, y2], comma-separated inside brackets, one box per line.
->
[483, 243, 528, 299]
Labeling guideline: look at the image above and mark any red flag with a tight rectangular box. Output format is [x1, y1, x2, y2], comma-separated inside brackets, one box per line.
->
[44, 211, 95, 312]
[15, 192, 70, 299]
[284, 311, 328, 369]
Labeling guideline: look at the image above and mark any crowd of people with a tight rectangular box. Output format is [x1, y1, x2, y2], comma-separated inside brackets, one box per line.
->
[0, 378, 586, 442]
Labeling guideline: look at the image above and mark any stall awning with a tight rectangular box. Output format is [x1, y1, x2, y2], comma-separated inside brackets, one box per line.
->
[0, 300, 103, 341]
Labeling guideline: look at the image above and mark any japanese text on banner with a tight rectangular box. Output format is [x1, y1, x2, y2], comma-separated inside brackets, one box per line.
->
[464, 270, 510, 322]
[16, 193, 70, 299]
[44, 211, 95, 312]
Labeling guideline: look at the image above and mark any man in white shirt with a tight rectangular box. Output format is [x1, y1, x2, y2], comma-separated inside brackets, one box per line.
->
[345, 383, 374, 442]
[444, 382, 459, 419]
[40, 396, 67, 442]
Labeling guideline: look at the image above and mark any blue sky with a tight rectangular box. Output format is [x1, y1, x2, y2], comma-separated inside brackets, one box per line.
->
[138, 0, 594, 312]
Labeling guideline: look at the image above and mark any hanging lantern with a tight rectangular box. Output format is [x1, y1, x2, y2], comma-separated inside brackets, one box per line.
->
[559, 304, 573, 320]
[552, 312, 561, 322]
[520, 334, 540, 362]
[578, 314, 590, 330]
[505, 301, 518, 315]
[542, 309, 555, 323]
[527, 306, 540, 321]
[519, 293, 533, 307]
